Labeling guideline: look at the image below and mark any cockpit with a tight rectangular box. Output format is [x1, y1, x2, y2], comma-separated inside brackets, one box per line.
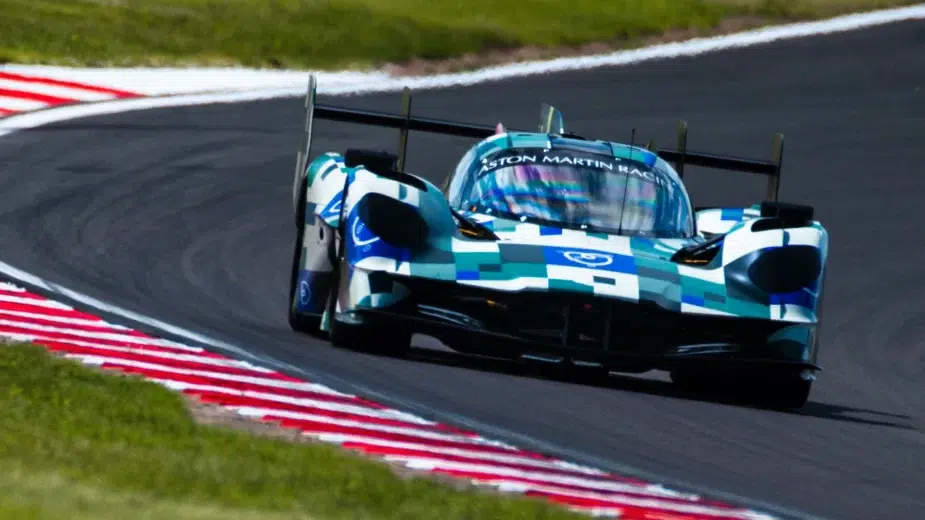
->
[446, 146, 695, 238]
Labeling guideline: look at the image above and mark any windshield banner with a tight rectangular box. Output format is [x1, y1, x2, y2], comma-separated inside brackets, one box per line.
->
[478, 152, 665, 186]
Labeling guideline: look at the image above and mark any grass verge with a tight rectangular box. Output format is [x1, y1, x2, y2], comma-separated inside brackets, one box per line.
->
[0, 343, 583, 520]
[0, 0, 920, 70]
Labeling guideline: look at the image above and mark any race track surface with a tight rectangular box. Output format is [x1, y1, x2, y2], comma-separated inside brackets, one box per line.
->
[1, 20, 924, 520]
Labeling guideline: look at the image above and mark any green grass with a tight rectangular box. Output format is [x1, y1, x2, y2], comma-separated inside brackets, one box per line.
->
[0, 343, 584, 520]
[0, 0, 918, 69]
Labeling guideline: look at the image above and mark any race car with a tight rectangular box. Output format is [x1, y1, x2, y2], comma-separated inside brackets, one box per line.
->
[287, 75, 828, 409]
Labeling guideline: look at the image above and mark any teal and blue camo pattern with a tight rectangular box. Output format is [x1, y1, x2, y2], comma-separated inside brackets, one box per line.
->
[292, 132, 828, 357]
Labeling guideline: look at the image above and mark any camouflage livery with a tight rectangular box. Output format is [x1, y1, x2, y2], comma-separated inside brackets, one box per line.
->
[287, 75, 828, 408]
[293, 138, 826, 353]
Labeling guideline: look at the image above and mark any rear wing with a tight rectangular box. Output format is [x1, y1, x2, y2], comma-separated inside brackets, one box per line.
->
[649, 121, 783, 202]
[293, 75, 784, 211]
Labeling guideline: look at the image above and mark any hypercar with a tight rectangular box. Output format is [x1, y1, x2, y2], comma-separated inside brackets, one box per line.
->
[287, 75, 828, 409]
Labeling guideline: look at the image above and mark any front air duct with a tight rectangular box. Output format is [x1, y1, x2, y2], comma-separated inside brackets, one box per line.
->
[356, 193, 430, 250]
[747, 245, 822, 294]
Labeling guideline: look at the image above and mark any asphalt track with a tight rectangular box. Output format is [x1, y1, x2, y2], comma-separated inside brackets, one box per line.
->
[1, 19, 924, 520]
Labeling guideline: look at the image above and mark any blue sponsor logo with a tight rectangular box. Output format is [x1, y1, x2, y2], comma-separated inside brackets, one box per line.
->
[320, 197, 343, 217]
[560, 250, 614, 268]
[344, 208, 412, 265]
[543, 246, 636, 274]
[351, 216, 381, 250]
[298, 280, 312, 306]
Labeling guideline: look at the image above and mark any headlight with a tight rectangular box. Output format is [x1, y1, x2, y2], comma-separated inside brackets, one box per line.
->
[671, 235, 724, 266]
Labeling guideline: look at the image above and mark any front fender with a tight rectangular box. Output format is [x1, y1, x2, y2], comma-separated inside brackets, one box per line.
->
[328, 167, 459, 324]
[340, 167, 457, 247]
[720, 218, 829, 321]
[720, 218, 829, 267]
[301, 152, 459, 238]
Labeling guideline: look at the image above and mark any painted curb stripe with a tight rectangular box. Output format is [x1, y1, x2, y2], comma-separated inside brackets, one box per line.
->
[0, 86, 77, 105]
[0, 78, 116, 102]
[0, 292, 87, 310]
[347, 443, 619, 479]
[82, 356, 389, 405]
[159, 380, 437, 424]
[0, 310, 148, 334]
[190, 391, 467, 433]
[0, 72, 139, 116]
[0, 282, 776, 520]
[0, 71, 138, 97]
[0, 96, 47, 112]
[338, 437, 574, 465]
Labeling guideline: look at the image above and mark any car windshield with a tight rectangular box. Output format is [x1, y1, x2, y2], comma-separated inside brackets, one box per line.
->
[458, 148, 694, 238]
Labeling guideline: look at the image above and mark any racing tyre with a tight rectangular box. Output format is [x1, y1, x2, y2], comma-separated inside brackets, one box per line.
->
[326, 224, 412, 357]
[288, 178, 322, 334]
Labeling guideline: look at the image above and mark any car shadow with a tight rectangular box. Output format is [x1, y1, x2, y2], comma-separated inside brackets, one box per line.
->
[400, 345, 916, 431]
